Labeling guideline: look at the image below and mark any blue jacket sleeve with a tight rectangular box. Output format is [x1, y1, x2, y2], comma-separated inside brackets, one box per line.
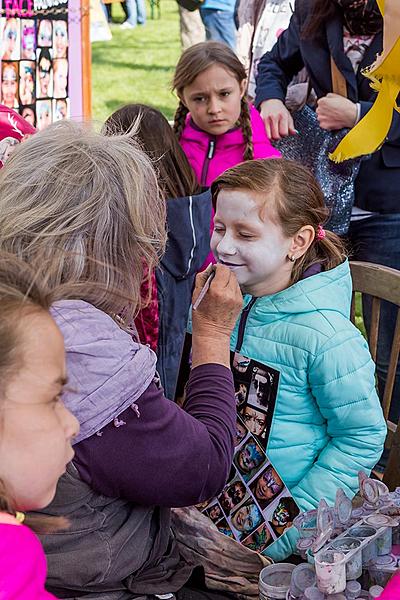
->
[255, 11, 305, 107]
[265, 327, 387, 562]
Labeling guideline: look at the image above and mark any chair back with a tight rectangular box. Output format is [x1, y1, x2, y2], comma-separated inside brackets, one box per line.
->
[350, 261, 400, 489]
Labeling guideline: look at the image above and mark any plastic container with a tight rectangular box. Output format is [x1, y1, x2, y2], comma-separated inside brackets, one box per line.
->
[304, 588, 325, 600]
[315, 550, 346, 595]
[368, 586, 384, 599]
[367, 554, 397, 588]
[347, 526, 378, 566]
[330, 537, 362, 580]
[259, 563, 296, 600]
[345, 581, 362, 599]
[287, 563, 315, 599]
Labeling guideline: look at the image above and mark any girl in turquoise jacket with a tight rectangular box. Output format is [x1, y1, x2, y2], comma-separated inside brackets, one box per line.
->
[210, 158, 387, 561]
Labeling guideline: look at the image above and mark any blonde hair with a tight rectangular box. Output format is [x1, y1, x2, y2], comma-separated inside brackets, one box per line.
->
[172, 41, 254, 161]
[0, 120, 167, 323]
[0, 252, 68, 533]
[211, 158, 347, 284]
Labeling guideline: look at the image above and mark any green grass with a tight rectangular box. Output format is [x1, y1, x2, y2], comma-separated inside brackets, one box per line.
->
[92, 0, 181, 125]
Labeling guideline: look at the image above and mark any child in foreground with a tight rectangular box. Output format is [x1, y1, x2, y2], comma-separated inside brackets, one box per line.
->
[0, 254, 79, 597]
[210, 158, 386, 561]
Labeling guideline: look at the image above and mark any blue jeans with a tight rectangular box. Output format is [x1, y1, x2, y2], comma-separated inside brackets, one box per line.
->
[126, 0, 146, 25]
[199, 8, 236, 49]
[348, 213, 400, 422]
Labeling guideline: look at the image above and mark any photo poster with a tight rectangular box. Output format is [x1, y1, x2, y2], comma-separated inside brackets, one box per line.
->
[177, 337, 300, 556]
[0, 0, 84, 129]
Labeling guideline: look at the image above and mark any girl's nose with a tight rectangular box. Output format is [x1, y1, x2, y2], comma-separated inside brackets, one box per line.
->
[208, 96, 221, 115]
[61, 403, 80, 441]
[217, 235, 236, 256]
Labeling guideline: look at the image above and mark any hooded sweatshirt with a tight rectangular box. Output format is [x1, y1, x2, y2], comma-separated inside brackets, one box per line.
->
[229, 260, 386, 561]
[0, 514, 56, 599]
[156, 189, 212, 399]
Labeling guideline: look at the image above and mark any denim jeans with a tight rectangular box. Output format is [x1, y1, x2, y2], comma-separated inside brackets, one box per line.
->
[126, 0, 146, 25]
[199, 8, 236, 49]
[348, 213, 400, 422]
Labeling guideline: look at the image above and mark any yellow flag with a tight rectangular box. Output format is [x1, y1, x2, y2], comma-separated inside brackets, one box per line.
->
[329, 0, 400, 163]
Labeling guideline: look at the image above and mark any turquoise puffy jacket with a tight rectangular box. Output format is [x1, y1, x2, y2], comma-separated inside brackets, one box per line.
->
[230, 260, 387, 561]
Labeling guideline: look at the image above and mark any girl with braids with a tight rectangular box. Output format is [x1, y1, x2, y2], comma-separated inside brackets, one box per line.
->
[211, 158, 386, 561]
[0, 253, 79, 597]
[173, 41, 279, 189]
[173, 41, 279, 265]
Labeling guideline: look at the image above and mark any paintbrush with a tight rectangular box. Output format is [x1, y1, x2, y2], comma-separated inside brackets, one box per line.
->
[192, 267, 216, 311]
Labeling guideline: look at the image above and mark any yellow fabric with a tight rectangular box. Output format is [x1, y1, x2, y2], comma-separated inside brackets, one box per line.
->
[330, 0, 400, 162]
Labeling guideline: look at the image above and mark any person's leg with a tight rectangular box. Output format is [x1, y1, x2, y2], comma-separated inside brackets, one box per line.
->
[101, 1, 112, 22]
[121, 1, 129, 19]
[135, 0, 146, 24]
[179, 6, 205, 50]
[121, 0, 137, 27]
[348, 213, 400, 423]
[199, 8, 236, 49]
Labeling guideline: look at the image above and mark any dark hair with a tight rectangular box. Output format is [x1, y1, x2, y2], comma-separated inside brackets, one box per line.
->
[0, 252, 68, 534]
[301, 0, 337, 39]
[38, 47, 52, 65]
[172, 41, 254, 161]
[211, 158, 347, 284]
[103, 104, 199, 199]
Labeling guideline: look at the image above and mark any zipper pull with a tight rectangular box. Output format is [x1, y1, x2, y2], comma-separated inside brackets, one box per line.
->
[208, 140, 215, 159]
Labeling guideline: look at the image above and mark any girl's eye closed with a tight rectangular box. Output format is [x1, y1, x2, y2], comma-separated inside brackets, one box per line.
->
[214, 226, 225, 233]
[239, 232, 255, 239]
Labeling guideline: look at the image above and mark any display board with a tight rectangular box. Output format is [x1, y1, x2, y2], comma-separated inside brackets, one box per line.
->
[0, 0, 91, 128]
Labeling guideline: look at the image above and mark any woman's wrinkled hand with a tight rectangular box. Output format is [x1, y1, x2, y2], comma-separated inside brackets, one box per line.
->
[192, 264, 243, 340]
[260, 98, 297, 140]
[316, 93, 358, 130]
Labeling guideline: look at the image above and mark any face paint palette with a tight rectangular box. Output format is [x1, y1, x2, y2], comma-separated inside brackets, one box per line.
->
[284, 471, 400, 599]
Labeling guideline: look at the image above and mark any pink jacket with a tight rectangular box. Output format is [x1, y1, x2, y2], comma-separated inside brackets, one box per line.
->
[180, 104, 280, 188]
[379, 572, 400, 599]
[0, 515, 56, 599]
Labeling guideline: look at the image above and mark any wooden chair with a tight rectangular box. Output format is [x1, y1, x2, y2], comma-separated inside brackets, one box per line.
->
[350, 261, 400, 490]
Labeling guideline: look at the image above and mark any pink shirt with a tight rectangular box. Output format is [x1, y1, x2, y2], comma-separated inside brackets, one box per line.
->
[0, 514, 56, 599]
[378, 573, 400, 599]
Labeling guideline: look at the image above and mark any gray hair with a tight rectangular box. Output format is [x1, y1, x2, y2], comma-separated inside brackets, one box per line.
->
[0, 120, 166, 323]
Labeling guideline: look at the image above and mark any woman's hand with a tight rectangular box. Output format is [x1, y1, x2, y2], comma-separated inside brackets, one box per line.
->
[316, 93, 358, 130]
[191, 265, 243, 368]
[260, 99, 297, 140]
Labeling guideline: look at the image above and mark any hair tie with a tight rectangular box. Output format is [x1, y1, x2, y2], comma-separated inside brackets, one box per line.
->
[15, 511, 25, 523]
[316, 225, 326, 241]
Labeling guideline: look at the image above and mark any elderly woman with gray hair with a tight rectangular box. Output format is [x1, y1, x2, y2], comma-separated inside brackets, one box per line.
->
[0, 121, 243, 600]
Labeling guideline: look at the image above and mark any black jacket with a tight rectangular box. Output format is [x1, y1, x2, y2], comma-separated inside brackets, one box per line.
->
[156, 190, 211, 400]
[255, 0, 400, 214]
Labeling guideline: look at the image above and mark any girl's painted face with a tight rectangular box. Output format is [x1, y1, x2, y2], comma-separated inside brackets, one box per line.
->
[232, 503, 261, 533]
[0, 310, 79, 511]
[181, 64, 245, 136]
[242, 406, 266, 436]
[54, 22, 68, 57]
[38, 20, 52, 47]
[53, 59, 68, 97]
[211, 189, 294, 297]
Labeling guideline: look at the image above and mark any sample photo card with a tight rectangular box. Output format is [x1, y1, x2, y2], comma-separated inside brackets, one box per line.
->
[234, 437, 267, 483]
[37, 18, 53, 48]
[204, 501, 223, 524]
[234, 416, 249, 448]
[1, 17, 21, 60]
[36, 47, 53, 99]
[21, 19, 36, 60]
[242, 522, 273, 554]
[53, 19, 68, 59]
[240, 404, 268, 445]
[19, 60, 36, 106]
[230, 498, 264, 542]
[53, 97, 69, 121]
[218, 477, 247, 516]
[36, 99, 52, 130]
[249, 464, 284, 511]
[53, 58, 68, 98]
[1, 61, 19, 109]
[266, 496, 299, 538]
[20, 104, 36, 127]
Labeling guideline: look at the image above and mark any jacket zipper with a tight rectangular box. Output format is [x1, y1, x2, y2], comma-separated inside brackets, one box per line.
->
[235, 297, 257, 353]
[200, 138, 216, 187]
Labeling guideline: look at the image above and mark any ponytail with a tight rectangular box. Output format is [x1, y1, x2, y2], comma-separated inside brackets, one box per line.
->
[173, 101, 189, 141]
[0, 478, 68, 534]
[240, 97, 254, 161]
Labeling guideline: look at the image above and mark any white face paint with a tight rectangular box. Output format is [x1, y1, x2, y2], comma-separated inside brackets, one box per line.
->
[211, 189, 294, 297]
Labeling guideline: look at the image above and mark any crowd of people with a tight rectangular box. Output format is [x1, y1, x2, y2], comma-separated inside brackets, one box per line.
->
[0, 0, 399, 598]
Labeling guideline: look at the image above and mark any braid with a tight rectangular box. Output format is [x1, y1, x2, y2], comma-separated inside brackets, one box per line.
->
[173, 101, 189, 141]
[240, 97, 254, 161]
